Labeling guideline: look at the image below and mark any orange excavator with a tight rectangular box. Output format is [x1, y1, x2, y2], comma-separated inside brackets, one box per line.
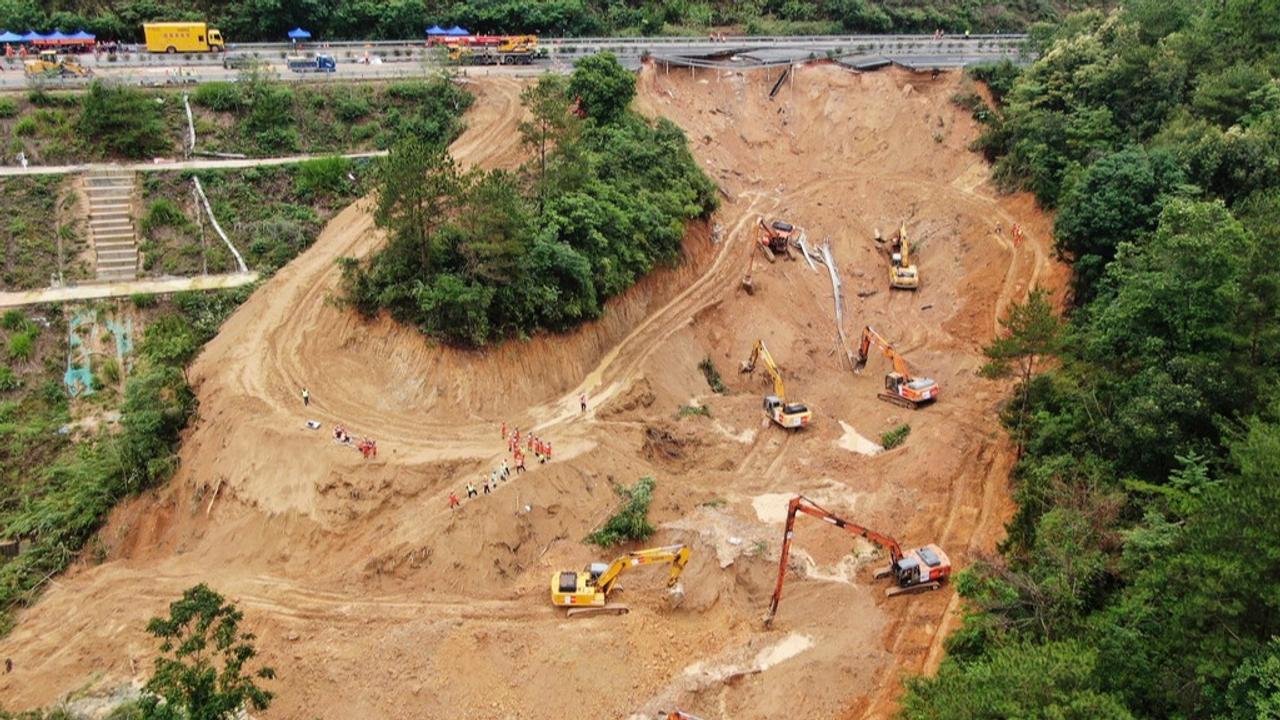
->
[855, 326, 939, 409]
[757, 217, 798, 262]
[765, 496, 950, 625]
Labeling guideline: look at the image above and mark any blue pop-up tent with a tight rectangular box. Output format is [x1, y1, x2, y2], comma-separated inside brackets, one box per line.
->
[445, 25, 469, 36]
[0, 31, 23, 43]
[287, 27, 311, 40]
[20, 31, 47, 42]
[426, 25, 447, 35]
[68, 30, 95, 42]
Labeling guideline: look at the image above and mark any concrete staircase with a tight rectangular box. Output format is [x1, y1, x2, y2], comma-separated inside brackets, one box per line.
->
[84, 168, 139, 282]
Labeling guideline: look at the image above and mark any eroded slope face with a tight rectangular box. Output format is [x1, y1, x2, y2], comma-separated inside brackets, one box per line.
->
[0, 66, 1062, 719]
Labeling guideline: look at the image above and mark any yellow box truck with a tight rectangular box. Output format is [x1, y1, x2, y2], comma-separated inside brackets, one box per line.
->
[143, 22, 225, 53]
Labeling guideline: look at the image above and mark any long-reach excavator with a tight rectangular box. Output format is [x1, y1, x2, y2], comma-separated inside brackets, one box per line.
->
[855, 326, 939, 409]
[757, 217, 798, 262]
[765, 496, 950, 625]
[888, 222, 919, 290]
[740, 340, 812, 430]
[551, 544, 691, 618]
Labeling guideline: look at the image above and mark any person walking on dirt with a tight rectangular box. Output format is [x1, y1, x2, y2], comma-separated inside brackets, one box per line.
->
[502, 459, 510, 480]
[544, 441, 552, 463]
[302, 388, 310, 407]
[483, 477, 491, 494]
[449, 491, 460, 509]
[501, 421, 507, 440]
[580, 393, 587, 413]
[515, 452, 526, 474]
[467, 482, 478, 498]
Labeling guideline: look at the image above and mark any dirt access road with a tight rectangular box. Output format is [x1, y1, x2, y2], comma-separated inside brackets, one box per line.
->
[0, 66, 1064, 718]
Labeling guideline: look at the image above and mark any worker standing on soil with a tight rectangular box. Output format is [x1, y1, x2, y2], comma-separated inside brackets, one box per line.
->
[545, 441, 552, 463]
[501, 421, 507, 440]
[580, 393, 587, 413]
[502, 459, 510, 480]
[302, 388, 310, 407]
[467, 482, 478, 498]
[515, 451, 526, 474]
[483, 477, 491, 494]
[449, 492, 460, 509]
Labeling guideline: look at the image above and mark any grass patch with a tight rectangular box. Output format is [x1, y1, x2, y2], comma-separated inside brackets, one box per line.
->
[677, 404, 711, 419]
[881, 423, 911, 450]
[698, 356, 727, 394]
[586, 477, 656, 548]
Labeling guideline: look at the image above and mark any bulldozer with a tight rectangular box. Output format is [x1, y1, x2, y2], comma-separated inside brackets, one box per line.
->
[741, 340, 812, 430]
[757, 217, 798, 262]
[550, 544, 690, 618]
[23, 50, 92, 79]
[855, 326, 939, 409]
[765, 495, 951, 625]
[887, 222, 919, 290]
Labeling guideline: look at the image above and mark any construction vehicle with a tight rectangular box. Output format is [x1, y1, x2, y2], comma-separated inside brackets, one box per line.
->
[286, 54, 337, 73]
[551, 544, 690, 618]
[757, 217, 798, 262]
[143, 22, 225, 53]
[855, 326, 939, 409]
[23, 50, 91, 78]
[765, 495, 950, 624]
[888, 222, 919, 290]
[447, 34, 537, 65]
[740, 340, 812, 430]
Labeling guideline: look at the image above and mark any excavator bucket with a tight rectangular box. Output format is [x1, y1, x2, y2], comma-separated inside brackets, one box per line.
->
[668, 582, 686, 608]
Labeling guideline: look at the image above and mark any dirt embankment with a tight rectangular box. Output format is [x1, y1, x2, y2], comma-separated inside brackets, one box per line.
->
[0, 65, 1064, 719]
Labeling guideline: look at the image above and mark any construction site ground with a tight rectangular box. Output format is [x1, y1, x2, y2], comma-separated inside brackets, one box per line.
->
[0, 65, 1065, 718]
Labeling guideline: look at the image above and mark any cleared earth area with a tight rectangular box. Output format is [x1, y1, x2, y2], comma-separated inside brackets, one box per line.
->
[0, 64, 1063, 718]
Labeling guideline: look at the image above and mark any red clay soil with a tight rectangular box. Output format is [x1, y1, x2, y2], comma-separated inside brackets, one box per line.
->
[0, 65, 1065, 719]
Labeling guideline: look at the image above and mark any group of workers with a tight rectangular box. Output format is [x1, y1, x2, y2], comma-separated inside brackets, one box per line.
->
[331, 423, 378, 458]
[447, 421, 556, 510]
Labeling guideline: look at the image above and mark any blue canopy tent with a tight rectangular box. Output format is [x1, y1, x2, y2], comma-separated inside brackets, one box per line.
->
[0, 31, 23, 43]
[33, 30, 69, 46]
[68, 30, 95, 42]
[426, 25, 447, 35]
[20, 31, 46, 42]
[445, 25, 469, 36]
[287, 27, 312, 40]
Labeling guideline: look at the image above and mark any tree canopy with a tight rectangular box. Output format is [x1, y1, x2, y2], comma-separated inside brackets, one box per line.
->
[903, 3, 1280, 718]
[341, 63, 715, 346]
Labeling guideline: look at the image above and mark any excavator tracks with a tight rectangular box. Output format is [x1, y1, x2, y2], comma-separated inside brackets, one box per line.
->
[877, 392, 920, 410]
[566, 604, 630, 619]
[885, 581, 942, 598]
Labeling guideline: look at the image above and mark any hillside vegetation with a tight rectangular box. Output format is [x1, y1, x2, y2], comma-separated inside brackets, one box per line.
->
[3, 0, 1101, 41]
[902, 1, 1280, 718]
[341, 53, 716, 346]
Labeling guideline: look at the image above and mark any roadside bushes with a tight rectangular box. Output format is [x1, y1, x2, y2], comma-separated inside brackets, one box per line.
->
[192, 81, 245, 113]
[77, 81, 170, 159]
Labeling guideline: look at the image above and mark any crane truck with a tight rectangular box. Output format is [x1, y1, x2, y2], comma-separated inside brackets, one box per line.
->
[551, 544, 690, 618]
[765, 495, 950, 625]
[447, 34, 538, 65]
[855, 326, 939, 409]
[741, 340, 812, 430]
[888, 221, 919, 290]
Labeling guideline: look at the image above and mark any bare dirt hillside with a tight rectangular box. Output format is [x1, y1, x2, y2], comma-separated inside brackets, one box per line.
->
[0, 65, 1065, 719]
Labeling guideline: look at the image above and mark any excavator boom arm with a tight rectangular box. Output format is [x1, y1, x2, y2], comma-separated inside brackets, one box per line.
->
[856, 326, 915, 382]
[765, 496, 904, 624]
[745, 340, 788, 401]
[595, 544, 690, 597]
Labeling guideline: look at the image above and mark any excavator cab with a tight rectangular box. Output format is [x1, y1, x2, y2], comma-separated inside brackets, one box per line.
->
[757, 217, 797, 261]
[763, 395, 810, 430]
[882, 543, 951, 591]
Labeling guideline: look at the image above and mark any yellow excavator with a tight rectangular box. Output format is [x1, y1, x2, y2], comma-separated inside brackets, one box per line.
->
[740, 340, 812, 430]
[551, 544, 690, 618]
[888, 222, 919, 290]
[855, 326, 939, 409]
[24, 50, 92, 78]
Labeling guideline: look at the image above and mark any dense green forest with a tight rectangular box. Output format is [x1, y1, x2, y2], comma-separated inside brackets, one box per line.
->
[341, 52, 716, 346]
[901, 1, 1280, 718]
[0, 0, 1094, 41]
